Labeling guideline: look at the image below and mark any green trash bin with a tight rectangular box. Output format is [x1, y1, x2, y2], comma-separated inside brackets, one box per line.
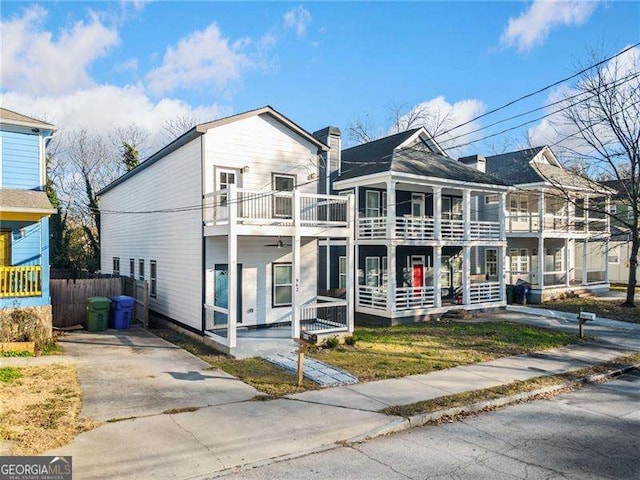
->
[87, 297, 111, 332]
[506, 285, 515, 304]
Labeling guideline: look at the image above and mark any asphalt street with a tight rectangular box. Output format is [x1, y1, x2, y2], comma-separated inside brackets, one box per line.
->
[226, 370, 640, 480]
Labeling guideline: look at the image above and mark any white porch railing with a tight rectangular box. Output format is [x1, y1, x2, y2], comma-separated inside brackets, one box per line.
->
[396, 286, 435, 310]
[357, 217, 387, 239]
[469, 221, 501, 240]
[357, 217, 500, 241]
[204, 188, 349, 228]
[395, 217, 435, 239]
[301, 297, 349, 333]
[468, 282, 501, 304]
[506, 213, 608, 234]
[441, 219, 465, 240]
[358, 285, 388, 310]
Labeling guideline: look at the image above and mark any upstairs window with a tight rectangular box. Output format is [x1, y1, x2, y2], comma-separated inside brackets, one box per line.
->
[129, 258, 135, 278]
[273, 174, 295, 218]
[150, 261, 157, 298]
[365, 191, 381, 218]
[139, 259, 145, 281]
[113, 257, 120, 276]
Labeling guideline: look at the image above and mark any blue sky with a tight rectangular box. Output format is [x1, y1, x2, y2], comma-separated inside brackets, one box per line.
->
[1, 1, 638, 155]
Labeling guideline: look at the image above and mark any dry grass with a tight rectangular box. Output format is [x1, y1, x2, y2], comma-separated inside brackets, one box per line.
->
[150, 327, 318, 397]
[311, 322, 575, 382]
[382, 352, 640, 417]
[536, 297, 640, 324]
[0, 364, 100, 454]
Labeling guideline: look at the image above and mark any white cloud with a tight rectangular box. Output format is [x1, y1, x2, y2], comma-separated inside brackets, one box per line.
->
[501, 0, 600, 52]
[391, 97, 486, 157]
[0, 6, 119, 95]
[116, 58, 139, 73]
[1, 85, 227, 150]
[284, 5, 312, 37]
[146, 23, 252, 95]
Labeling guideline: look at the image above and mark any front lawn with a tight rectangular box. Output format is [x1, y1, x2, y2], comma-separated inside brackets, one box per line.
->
[0, 364, 99, 454]
[536, 297, 640, 324]
[311, 321, 575, 382]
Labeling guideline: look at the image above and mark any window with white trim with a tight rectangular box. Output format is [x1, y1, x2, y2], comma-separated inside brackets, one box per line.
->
[485, 249, 498, 280]
[273, 174, 296, 218]
[150, 260, 157, 298]
[509, 248, 529, 273]
[509, 194, 529, 214]
[382, 256, 388, 286]
[485, 194, 498, 205]
[139, 259, 145, 281]
[339, 256, 347, 289]
[365, 257, 381, 287]
[609, 246, 620, 264]
[129, 258, 135, 278]
[273, 263, 293, 307]
[112, 257, 120, 276]
[366, 191, 381, 218]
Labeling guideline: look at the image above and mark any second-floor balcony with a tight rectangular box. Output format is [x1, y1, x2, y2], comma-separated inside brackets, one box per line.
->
[357, 216, 501, 241]
[203, 187, 352, 233]
[506, 213, 608, 235]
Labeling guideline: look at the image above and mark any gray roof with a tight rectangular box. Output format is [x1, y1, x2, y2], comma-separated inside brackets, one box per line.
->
[337, 130, 510, 186]
[0, 107, 57, 131]
[485, 147, 605, 191]
[0, 189, 56, 213]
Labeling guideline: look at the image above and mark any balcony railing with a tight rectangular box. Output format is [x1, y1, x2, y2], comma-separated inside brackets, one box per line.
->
[301, 297, 349, 333]
[357, 285, 388, 310]
[357, 216, 501, 241]
[506, 213, 608, 234]
[204, 188, 349, 228]
[0, 265, 42, 298]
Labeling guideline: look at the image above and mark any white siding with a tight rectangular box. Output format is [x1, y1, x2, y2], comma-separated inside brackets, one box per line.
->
[203, 114, 320, 195]
[100, 138, 203, 331]
[205, 236, 318, 327]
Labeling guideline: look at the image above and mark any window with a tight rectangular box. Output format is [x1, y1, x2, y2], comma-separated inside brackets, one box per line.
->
[382, 256, 388, 286]
[486, 249, 498, 279]
[339, 256, 347, 289]
[150, 261, 157, 298]
[273, 263, 293, 306]
[273, 174, 295, 217]
[112, 257, 120, 276]
[509, 248, 529, 273]
[129, 259, 135, 278]
[509, 194, 529, 215]
[138, 259, 145, 281]
[609, 246, 620, 264]
[381, 191, 387, 217]
[366, 191, 381, 218]
[365, 257, 380, 287]
[411, 193, 425, 217]
[485, 194, 498, 205]
[550, 248, 563, 271]
[442, 196, 462, 220]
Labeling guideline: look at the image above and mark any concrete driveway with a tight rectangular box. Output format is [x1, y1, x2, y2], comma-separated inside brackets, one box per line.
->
[59, 326, 257, 421]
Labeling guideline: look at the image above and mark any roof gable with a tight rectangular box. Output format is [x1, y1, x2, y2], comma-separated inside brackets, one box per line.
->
[0, 107, 57, 132]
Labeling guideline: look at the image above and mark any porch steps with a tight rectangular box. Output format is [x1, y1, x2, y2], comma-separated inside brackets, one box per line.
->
[442, 309, 473, 320]
[264, 353, 359, 387]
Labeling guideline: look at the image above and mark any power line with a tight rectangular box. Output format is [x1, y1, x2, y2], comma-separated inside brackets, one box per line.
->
[434, 42, 640, 139]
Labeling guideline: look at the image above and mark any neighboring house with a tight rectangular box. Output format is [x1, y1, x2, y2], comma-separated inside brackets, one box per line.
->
[479, 146, 612, 303]
[98, 107, 354, 355]
[0, 108, 57, 326]
[325, 127, 511, 325]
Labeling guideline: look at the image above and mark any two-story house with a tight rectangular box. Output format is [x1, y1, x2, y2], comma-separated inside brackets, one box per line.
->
[98, 107, 354, 356]
[478, 146, 612, 303]
[323, 127, 511, 325]
[0, 108, 57, 328]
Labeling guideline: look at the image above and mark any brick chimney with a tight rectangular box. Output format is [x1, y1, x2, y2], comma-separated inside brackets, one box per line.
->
[459, 154, 486, 173]
[313, 126, 341, 194]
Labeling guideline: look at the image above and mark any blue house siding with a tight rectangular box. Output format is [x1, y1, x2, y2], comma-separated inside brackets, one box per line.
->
[0, 219, 50, 309]
[1, 130, 41, 190]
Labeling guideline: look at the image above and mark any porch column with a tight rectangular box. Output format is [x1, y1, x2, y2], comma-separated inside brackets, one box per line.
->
[582, 239, 588, 285]
[564, 238, 570, 287]
[584, 195, 590, 235]
[292, 190, 301, 339]
[498, 246, 506, 302]
[538, 236, 545, 289]
[388, 244, 397, 313]
[346, 193, 356, 332]
[499, 192, 507, 241]
[462, 246, 471, 305]
[604, 238, 610, 284]
[539, 190, 545, 233]
[433, 187, 442, 241]
[227, 184, 238, 348]
[386, 180, 396, 240]
[434, 246, 442, 308]
[463, 189, 471, 241]
[325, 237, 330, 290]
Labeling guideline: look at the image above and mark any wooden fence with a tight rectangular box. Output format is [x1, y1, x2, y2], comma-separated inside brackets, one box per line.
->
[51, 277, 148, 328]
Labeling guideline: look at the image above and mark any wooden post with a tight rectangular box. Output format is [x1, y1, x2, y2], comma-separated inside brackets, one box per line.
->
[228, 184, 238, 348]
[297, 341, 307, 387]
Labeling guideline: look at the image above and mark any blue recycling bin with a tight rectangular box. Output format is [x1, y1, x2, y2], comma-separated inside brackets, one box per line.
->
[513, 284, 532, 305]
[110, 295, 135, 329]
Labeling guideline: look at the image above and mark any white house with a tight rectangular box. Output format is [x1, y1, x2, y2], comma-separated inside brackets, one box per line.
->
[98, 107, 354, 355]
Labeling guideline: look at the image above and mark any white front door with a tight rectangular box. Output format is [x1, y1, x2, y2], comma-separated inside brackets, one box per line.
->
[411, 193, 425, 217]
[216, 168, 239, 217]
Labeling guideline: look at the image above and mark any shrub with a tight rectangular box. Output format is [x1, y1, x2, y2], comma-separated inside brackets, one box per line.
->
[0, 309, 50, 352]
[344, 335, 357, 346]
[325, 336, 340, 349]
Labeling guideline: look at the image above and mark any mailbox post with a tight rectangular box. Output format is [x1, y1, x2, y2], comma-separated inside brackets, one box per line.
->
[296, 331, 317, 387]
[578, 310, 596, 339]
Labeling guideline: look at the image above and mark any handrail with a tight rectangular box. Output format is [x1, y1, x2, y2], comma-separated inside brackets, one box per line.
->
[0, 265, 43, 298]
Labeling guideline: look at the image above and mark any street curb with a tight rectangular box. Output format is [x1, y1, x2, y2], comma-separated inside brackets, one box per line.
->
[345, 363, 639, 444]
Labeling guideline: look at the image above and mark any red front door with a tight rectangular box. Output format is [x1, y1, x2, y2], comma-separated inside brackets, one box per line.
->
[412, 264, 424, 287]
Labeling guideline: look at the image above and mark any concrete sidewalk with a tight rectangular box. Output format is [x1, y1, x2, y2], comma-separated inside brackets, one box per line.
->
[43, 310, 640, 480]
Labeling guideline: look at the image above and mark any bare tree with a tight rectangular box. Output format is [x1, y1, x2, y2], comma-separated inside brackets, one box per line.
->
[161, 115, 198, 144]
[545, 48, 640, 306]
